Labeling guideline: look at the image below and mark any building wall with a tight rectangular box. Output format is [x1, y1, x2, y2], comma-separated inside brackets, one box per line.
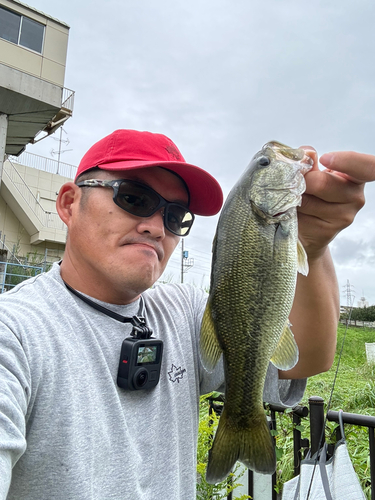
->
[9, 161, 70, 213]
[0, 0, 69, 87]
[0, 160, 69, 261]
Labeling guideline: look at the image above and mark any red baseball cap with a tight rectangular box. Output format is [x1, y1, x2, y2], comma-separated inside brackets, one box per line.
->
[75, 129, 223, 216]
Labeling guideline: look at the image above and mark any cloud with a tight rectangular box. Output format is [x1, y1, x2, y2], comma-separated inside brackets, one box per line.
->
[23, 0, 375, 304]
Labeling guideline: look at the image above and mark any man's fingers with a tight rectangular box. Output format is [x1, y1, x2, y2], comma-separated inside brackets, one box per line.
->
[304, 170, 364, 204]
[298, 194, 360, 228]
[320, 151, 375, 183]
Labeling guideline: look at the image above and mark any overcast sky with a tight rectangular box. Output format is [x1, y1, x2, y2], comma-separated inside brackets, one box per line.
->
[26, 0, 375, 305]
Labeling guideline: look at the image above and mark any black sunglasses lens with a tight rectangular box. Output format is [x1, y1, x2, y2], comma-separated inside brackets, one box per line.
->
[114, 181, 194, 236]
[165, 205, 194, 236]
[116, 182, 159, 216]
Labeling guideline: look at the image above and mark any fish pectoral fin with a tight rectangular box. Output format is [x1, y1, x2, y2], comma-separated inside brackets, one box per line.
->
[199, 302, 222, 372]
[297, 239, 309, 276]
[270, 320, 299, 371]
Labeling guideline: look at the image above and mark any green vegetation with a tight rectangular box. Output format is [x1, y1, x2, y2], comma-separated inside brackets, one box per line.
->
[198, 324, 375, 499]
[342, 306, 375, 323]
[274, 323, 374, 499]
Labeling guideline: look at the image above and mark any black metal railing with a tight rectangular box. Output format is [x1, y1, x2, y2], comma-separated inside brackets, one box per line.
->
[208, 395, 375, 500]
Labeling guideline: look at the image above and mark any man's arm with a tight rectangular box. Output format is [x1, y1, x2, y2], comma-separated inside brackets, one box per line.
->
[0, 325, 29, 498]
[280, 149, 375, 379]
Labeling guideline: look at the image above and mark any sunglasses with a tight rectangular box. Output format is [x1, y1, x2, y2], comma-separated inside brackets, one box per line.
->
[76, 179, 195, 236]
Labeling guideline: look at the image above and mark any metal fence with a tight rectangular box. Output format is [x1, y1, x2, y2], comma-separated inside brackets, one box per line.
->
[61, 87, 75, 113]
[0, 261, 43, 293]
[208, 396, 375, 500]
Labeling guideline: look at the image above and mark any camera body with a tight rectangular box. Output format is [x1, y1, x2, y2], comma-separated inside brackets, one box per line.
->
[117, 337, 163, 390]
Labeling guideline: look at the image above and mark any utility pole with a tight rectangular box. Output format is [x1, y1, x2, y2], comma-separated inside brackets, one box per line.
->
[180, 239, 194, 283]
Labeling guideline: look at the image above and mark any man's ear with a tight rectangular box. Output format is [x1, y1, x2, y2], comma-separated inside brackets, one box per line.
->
[56, 182, 80, 227]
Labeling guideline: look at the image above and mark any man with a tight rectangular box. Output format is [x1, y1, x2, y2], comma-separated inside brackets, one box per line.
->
[0, 129, 372, 499]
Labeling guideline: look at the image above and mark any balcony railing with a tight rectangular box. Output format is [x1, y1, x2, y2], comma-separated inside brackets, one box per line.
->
[61, 87, 75, 114]
[7, 151, 77, 179]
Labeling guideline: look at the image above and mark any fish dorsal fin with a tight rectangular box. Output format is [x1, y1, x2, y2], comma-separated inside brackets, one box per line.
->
[297, 239, 309, 276]
[270, 320, 299, 371]
[199, 302, 223, 372]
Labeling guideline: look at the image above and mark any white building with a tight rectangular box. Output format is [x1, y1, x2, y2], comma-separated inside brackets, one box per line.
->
[0, 152, 76, 262]
[357, 296, 369, 308]
[0, 0, 74, 263]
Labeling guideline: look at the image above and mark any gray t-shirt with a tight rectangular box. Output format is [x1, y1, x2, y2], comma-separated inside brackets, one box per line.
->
[0, 263, 306, 500]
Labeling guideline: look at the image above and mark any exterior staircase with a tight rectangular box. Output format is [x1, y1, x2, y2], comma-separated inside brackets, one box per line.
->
[1, 157, 67, 244]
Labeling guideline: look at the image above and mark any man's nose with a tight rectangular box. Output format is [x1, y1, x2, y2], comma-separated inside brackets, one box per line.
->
[136, 209, 166, 238]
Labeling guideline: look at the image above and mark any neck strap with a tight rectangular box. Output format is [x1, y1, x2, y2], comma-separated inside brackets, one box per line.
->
[63, 281, 153, 339]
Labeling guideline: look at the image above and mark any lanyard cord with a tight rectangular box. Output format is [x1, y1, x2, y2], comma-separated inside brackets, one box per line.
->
[63, 281, 153, 339]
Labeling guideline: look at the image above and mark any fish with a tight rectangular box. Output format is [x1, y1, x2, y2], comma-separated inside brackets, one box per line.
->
[200, 141, 313, 484]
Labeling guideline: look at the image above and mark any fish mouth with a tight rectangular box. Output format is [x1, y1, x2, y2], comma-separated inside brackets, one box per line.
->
[262, 141, 314, 175]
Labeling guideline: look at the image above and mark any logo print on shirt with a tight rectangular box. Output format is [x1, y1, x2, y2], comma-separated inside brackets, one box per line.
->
[168, 364, 186, 383]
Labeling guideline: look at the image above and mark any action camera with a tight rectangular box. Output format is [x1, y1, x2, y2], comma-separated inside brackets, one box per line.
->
[117, 337, 163, 391]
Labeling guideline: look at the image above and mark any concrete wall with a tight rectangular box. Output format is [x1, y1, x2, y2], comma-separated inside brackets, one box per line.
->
[0, 0, 69, 86]
[0, 160, 69, 261]
[10, 161, 70, 213]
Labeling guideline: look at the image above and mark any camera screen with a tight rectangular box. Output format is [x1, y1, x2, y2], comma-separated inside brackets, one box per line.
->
[137, 345, 158, 364]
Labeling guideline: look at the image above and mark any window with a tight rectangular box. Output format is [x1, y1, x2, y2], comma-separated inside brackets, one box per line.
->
[0, 6, 44, 53]
[0, 7, 20, 44]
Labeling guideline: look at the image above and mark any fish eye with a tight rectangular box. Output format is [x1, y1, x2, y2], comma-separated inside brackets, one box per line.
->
[258, 156, 270, 167]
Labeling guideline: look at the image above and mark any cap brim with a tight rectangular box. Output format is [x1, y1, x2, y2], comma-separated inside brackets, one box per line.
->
[78, 159, 223, 216]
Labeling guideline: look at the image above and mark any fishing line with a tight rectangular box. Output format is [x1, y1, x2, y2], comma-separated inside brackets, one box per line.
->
[305, 299, 355, 500]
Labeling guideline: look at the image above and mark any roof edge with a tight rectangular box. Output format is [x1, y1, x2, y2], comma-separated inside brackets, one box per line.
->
[3, 0, 70, 28]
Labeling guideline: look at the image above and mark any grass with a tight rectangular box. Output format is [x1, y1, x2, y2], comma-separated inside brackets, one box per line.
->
[198, 324, 375, 499]
[274, 323, 375, 498]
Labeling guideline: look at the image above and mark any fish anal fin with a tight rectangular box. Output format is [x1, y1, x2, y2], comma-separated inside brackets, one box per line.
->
[199, 302, 222, 372]
[270, 320, 299, 371]
[297, 239, 309, 276]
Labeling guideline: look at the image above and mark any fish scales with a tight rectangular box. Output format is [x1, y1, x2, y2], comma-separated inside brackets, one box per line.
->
[200, 141, 312, 484]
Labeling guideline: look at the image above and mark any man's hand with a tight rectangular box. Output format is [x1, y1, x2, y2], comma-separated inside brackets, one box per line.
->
[283, 148, 375, 379]
[297, 148, 374, 259]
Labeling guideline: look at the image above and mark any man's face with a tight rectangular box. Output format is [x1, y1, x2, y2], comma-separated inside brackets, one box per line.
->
[60, 166, 189, 303]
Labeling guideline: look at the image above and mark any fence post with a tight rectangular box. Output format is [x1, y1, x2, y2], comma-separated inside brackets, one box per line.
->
[370, 427, 375, 500]
[293, 405, 309, 476]
[309, 396, 325, 456]
[0, 261, 6, 293]
[270, 409, 277, 500]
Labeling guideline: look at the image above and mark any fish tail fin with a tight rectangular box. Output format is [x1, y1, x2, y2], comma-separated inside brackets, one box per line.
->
[206, 407, 276, 484]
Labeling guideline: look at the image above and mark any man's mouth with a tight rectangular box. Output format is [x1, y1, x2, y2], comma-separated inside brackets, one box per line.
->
[121, 239, 164, 261]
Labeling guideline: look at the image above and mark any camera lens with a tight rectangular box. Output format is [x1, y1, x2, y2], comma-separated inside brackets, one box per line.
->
[134, 368, 148, 389]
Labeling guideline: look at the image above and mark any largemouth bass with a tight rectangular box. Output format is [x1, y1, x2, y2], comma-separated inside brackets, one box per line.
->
[200, 141, 313, 484]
